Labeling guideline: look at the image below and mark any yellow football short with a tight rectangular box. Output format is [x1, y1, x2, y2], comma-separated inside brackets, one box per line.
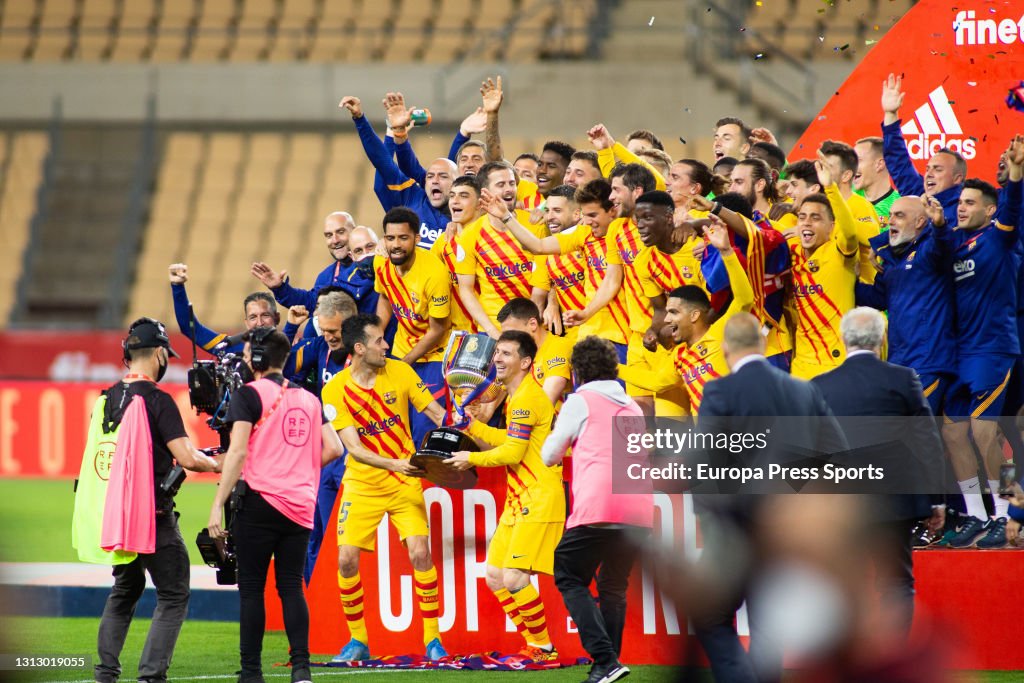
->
[336, 484, 428, 551]
[486, 520, 564, 576]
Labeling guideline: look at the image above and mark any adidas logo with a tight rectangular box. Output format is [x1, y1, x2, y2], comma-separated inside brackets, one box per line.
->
[900, 85, 976, 161]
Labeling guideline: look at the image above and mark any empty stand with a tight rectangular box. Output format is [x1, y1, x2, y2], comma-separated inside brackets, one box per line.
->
[0, 132, 48, 325]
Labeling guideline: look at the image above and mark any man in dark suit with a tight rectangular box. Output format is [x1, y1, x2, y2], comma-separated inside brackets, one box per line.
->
[811, 306, 945, 636]
[693, 313, 847, 683]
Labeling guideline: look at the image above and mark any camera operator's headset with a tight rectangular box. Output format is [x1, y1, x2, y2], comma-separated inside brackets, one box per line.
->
[246, 326, 275, 373]
[122, 317, 170, 368]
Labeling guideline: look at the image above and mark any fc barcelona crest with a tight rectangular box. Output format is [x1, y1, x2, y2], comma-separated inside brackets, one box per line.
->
[808, 260, 820, 273]
[383, 391, 397, 405]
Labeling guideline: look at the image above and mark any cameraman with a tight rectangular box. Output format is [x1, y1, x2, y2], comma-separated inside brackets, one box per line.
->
[95, 318, 221, 683]
[169, 263, 280, 356]
[208, 328, 343, 683]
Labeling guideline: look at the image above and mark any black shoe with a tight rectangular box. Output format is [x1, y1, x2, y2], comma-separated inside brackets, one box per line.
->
[586, 661, 630, 683]
[237, 672, 266, 683]
[290, 664, 312, 683]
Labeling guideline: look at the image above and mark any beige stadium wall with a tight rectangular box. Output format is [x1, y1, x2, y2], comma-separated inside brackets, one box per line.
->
[0, 62, 856, 145]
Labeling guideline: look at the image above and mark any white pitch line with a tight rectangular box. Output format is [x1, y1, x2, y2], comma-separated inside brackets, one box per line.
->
[47, 670, 436, 683]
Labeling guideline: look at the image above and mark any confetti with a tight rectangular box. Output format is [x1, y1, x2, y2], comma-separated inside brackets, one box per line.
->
[818, 35, 825, 42]
[678, 136, 687, 144]
[967, 81, 977, 86]
[683, 107, 691, 113]
[648, 16, 655, 26]
[756, 0, 762, 5]
[818, 115, 827, 120]
[968, 109, 978, 113]
[865, 39, 877, 45]
[754, 53, 764, 59]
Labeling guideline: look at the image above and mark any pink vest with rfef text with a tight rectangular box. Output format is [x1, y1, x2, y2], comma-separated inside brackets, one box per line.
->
[245, 379, 323, 528]
[568, 390, 653, 529]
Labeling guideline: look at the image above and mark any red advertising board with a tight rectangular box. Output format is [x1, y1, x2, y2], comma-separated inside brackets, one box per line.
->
[0, 381, 219, 478]
[791, 0, 1024, 183]
[0, 330, 200, 383]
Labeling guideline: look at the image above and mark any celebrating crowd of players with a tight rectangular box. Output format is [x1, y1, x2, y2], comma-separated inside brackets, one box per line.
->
[168, 72, 1024, 672]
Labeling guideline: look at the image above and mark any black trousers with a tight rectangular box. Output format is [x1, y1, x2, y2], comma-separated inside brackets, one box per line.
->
[95, 513, 190, 683]
[872, 518, 917, 636]
[553, 525, 648, 668]
[234, 490, 312, 675]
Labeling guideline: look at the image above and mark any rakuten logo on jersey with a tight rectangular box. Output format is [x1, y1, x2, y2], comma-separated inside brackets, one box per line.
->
[954, 10, 1024, 46]
[900, 85, 976, 161]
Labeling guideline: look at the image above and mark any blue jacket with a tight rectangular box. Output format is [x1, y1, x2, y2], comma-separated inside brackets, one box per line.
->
[857, 225, 956, 375]
[882, 120, 962, 227]
[353, 114, 451, 249]
[171, 283, 244, 357]
[270, 259, 377, 316]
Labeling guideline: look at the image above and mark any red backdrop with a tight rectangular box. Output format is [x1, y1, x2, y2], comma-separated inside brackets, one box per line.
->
[791, 0, 1024, 182]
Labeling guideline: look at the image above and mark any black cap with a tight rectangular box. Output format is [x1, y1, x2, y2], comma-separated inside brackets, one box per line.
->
[125, 319, 180, 358]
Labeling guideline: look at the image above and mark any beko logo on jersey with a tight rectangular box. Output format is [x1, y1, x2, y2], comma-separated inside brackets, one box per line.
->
[420, 223, 441, 243]
[954, 10, 1024, 46]
[953, 259, 976, 281]
[900, 85, 976, 161]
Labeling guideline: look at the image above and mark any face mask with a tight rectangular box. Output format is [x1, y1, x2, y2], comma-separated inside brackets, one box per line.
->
[155, 349, 168, 382]
[354, 258, 375, 279]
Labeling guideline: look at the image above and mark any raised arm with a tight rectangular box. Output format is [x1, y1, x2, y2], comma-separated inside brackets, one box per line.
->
[169, 263, 233, 354]
[817, 151, 859, 256]
[880, 74, 926, 196]
[481, 76, 504, 162]
[340, 96, 414, 192]
[384, 91, 429, 186]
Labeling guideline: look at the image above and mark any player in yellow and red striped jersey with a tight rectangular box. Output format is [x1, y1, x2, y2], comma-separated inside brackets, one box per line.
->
[431, 175, 483, 334]
[444, 331, 563, 661]
[321, 313, 448, 662]
[500, 179, 630, 359]
[565, 164, 658, 412]
[497, 297, 574, 411]
[619, 219, 754, 412]
[373, 207, 452, 447]
[455, 162, 548, 336]
[686, 192, 795, 370]
[788, 154, 860, 379]
[819, 140, 883, 284]
[528, 185, 587, 341]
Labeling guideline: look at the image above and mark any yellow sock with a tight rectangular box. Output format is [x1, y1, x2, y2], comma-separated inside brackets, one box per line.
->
[511, 582, 551, 648]
[493, 587, 528, 641]
[414, 567, 441, 645]
[338, 571, 368, 644]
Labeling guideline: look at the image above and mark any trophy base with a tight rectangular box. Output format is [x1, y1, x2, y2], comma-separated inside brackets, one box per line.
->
[413, 427, 480, 490]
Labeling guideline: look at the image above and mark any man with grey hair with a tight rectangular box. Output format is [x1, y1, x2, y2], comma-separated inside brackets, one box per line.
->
[812, 306, 944, 636]
[855, 195, 954, 418]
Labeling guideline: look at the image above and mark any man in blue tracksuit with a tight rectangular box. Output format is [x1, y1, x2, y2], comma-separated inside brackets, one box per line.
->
[168, 263, 278, 357]
[856, 195, 957, 413]
[880, 73, 965, 227]
[280, 289, 359, 583]
[251, 212, 377, 317]
[339, 95, 456, 249]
